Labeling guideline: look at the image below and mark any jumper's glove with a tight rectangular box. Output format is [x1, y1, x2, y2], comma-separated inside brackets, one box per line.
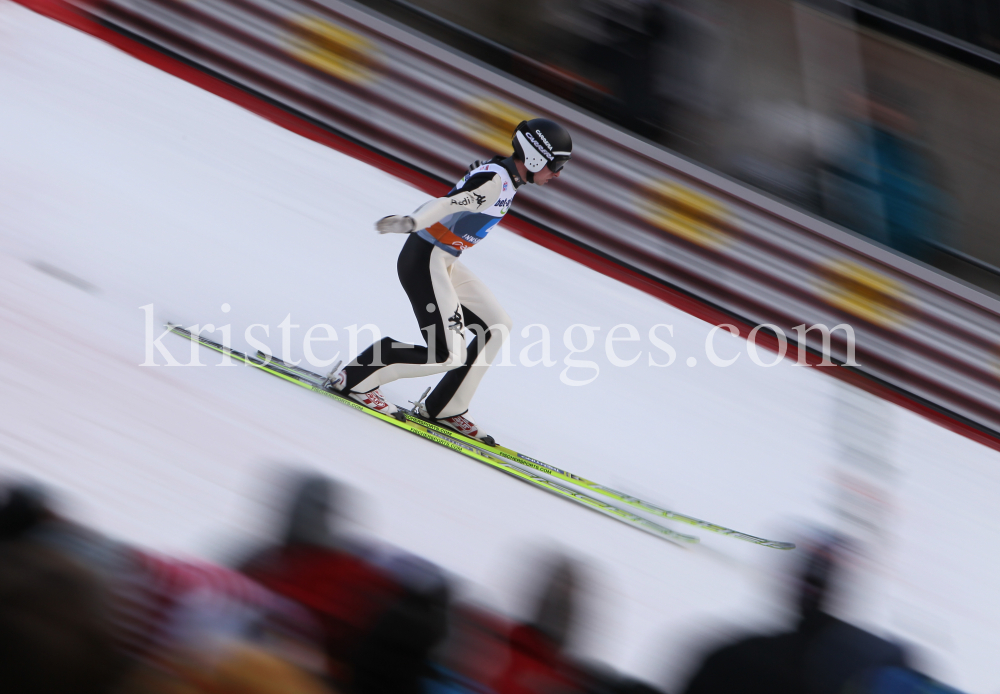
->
[375, 215, 416, 234]
[466, 159, 483, 174]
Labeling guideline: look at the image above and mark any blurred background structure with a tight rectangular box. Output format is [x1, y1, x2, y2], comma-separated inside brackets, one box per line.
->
[363, 0, 999, 291]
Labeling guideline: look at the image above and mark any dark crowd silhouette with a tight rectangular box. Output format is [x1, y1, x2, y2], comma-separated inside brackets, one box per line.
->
[0, 473, 965, 694]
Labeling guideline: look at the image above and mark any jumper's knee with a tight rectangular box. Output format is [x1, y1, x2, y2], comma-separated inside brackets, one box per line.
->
[494, 311, 513, 340]
[479, 312, 513, 347]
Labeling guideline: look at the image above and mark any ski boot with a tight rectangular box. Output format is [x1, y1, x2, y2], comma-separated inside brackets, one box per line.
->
[324, 363, 401, 419]
[416, 401, 496, 447]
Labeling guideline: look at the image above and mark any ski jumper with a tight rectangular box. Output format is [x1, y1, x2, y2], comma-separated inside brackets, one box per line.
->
[341, 157, 522, 419]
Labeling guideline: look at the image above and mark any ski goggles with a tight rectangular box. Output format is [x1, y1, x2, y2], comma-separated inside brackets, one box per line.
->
[548, 154, 571, 173]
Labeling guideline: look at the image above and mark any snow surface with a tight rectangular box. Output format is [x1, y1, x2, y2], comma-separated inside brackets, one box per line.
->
[1, 2, 999, 690]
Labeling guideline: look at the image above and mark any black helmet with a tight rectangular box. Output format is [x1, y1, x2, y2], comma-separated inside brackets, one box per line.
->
[512, 118, 572, 181]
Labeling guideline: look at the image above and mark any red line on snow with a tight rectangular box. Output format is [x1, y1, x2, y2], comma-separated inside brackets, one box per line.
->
[15, 0, 1000, 453]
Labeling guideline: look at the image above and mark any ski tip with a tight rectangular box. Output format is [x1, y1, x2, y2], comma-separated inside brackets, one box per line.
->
[769, 541, 797, 550]
[671, 533, 700, 545]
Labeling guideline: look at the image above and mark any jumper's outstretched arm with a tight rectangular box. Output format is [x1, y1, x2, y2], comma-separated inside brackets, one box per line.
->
[375, 171, 502, 234]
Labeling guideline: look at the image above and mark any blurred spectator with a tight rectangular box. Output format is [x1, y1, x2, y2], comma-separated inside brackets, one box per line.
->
[728, 101, 841, 213]
[0, 482, 50, 539]
[654, 0, 729, 155]
[492, 554, 665, 694]
[579, 0, 670, 139]
[5, 474, 967, 694]
[0, 518, 123, 694]
[848, 666, 965, 694]
[241, 471, 451, 694]
[352, 550, 451, 694]
[677, 533, 910, 694]
[820, 86, 950, 262]
[491, 555, 584, 694]
[240, 473, 399, 683]
[428, 604, 509, 694]
[117, 636, 334, 694]
[0, 481, 327, 694]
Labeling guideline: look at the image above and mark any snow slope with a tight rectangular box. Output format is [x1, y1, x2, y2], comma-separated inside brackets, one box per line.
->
[1, 2, 999, 690]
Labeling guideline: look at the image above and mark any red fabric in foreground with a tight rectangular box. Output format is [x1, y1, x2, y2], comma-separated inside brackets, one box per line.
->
[244, 546, 400, 665]
[13, 0, 1000, 452]
[491, 625, 583, 694]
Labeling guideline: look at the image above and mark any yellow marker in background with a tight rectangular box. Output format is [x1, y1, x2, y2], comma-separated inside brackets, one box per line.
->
[284, 16, 380, 85]
[638, 180, 731, 250]
[817, 259, 911, 328]
[461, 97, 533, 154]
